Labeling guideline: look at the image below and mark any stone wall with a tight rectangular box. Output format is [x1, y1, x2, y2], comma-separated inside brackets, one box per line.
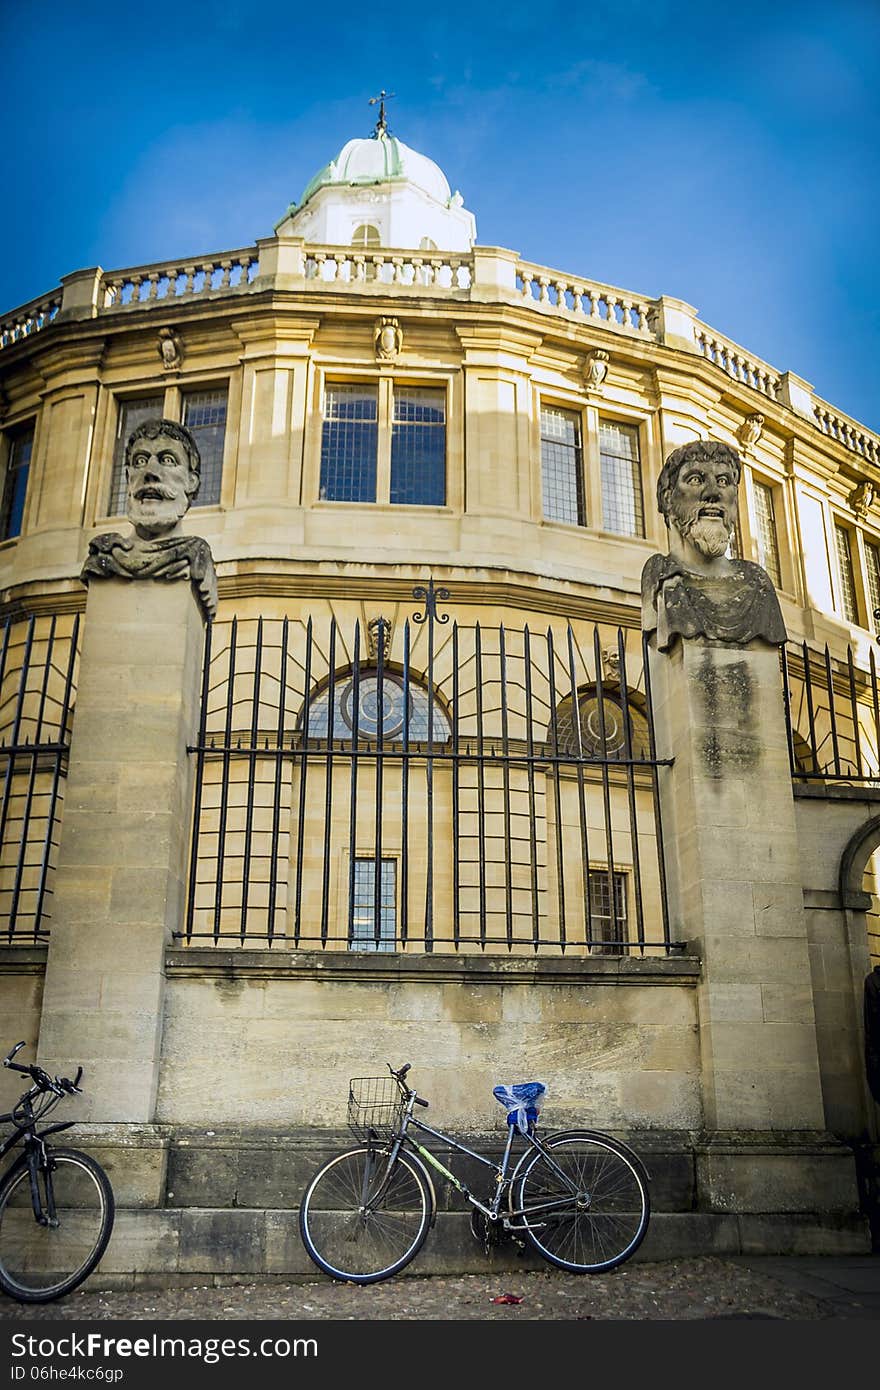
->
[155, 952, 702, 1130]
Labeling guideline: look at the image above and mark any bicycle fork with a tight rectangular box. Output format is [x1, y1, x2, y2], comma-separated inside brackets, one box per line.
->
[25, 1139, 58, 1229]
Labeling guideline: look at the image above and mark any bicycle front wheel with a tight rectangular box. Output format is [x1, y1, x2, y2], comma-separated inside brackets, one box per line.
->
[299, 1145, 432, 1284]
[0, 1148, 115, 1302]
[513, 1130, 649, 1273]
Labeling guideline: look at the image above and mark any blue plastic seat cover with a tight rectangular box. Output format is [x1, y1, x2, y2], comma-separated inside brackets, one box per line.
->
[493, 1082, 546, 1132]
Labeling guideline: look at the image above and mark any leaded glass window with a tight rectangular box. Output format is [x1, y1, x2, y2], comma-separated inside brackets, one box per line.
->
[834, 523, 858, 623]
[391, 388, 446, 505]
[753, 480, 782, 587]
[866, 541, 880, 625]
[551, 687, 650, 760]
[108, 394, 163, 515]
[588, 870, 628, 953]
[0, 426, 33, 541]
[320, 385, 378, 502]
[182, 387, 228, 508]
[541, 406, 584, 525]
[301, 669, 451, 744]
[599, 421, 644, 536]
[350, 857, 396, 951]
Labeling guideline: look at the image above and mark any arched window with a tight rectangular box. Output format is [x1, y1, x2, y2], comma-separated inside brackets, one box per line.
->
[550, 685, 650, 760]
[299, 668, 451, 743]
[351, 224, 381, 248]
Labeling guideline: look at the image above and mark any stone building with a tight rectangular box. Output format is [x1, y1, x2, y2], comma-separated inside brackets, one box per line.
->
[0, 115, 878, 1279]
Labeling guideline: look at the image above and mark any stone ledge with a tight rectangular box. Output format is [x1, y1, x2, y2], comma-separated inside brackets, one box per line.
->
[0, 946, 48, 974]
[164, 948, 701, 986]
[793, 781, 880, 803]
[79, 1208, 871, 1287]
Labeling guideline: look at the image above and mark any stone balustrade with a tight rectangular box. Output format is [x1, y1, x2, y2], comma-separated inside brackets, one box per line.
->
[99, 249, 259, 308]
[303, 246, 473, 289]
[814, 398, 880, 469]
[694, 324, 782, 401]
[0, 290, 61, 348]
[516, 260, 656, 336]
[2, 240, 878, 473]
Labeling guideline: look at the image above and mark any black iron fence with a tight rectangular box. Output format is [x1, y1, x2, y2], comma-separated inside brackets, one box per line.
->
[783, 640, 880, 782]
[183, 585, 674, 955]
[0, 614, 80, 943]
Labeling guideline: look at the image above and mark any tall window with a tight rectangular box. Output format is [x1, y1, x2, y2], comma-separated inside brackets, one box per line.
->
[182, 388, 228, 508]
[541, 406, 584, 525]
[107, 387, 227, 514]
[588, 870, 628, 953]
[753, 480, 782, 587]
[350, 857, 396, 951]
[320, 382, 446, 506]
[0, 425, 34, 541]
[320, 384, 378, 501]
[599, 421, 644, 536]
[391, 388, 446, 506]
[834, 523, 858, 623]
[865, 540, 880, 626]
[108, 395, 163, 515]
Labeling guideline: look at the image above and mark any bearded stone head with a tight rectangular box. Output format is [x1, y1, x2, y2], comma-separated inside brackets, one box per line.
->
[124, 419, 201, 540]
[657, 441, 741, 561]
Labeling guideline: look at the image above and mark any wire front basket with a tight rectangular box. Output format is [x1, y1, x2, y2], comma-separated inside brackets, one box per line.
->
[348, 1076, 405, 1143]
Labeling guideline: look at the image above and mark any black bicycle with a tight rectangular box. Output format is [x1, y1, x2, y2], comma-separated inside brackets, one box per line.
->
[0, 1041, 114, 1302]
[299, 1063, 650, 1284]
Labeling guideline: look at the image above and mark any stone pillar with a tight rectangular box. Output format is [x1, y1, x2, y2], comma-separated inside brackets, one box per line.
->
[651, 636, 826, 1130]
[37, 579, 205, 1122]
[651, 637, 866, 1228]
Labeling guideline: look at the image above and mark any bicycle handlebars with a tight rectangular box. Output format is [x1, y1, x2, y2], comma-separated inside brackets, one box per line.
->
[3, 1042, 82, 1098]
[387, 1061, 429, 1107]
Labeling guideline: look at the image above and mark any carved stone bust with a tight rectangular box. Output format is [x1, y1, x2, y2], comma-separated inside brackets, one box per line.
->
[81, 418, 217, 619]
[641, 440, 786, 650]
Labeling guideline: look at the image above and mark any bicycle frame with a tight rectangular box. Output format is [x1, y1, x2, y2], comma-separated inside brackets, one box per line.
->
[370, 1086, 588, 1228]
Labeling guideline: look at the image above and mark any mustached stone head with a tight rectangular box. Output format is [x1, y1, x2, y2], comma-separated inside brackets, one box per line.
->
[124, 418, 201, 539]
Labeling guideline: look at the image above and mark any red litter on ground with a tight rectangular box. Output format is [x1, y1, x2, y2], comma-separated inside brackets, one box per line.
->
[491, 1294, 524, 1304]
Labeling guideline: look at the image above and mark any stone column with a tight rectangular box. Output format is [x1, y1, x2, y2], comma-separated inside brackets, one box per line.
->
[651, 636, 825, 1129]
[37, 579, 205, 1123]
[651, 637, 863, 1225]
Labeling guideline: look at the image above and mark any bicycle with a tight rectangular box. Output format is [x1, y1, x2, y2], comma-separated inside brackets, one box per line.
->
[0, 1041, 115, 1302]
[298, 1063, 650, 1284]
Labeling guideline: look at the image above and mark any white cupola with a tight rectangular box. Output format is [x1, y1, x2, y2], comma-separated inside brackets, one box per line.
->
[276, 107, 477, 252]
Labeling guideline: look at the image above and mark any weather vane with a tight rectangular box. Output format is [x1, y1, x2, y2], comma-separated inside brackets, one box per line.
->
[369, 89, 396, 137]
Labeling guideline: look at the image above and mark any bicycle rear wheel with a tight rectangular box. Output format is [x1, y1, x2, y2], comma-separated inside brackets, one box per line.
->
[0, 1148, 115, 1302]
[513, 1130, 649, 1273]
[299, 1145, 432, 1284]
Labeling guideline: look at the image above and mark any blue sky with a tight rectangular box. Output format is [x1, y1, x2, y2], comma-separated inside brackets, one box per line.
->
[2, 0, 878, 429]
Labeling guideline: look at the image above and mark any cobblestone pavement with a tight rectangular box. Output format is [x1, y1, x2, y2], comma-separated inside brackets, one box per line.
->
[0, 1257, 869, 1321]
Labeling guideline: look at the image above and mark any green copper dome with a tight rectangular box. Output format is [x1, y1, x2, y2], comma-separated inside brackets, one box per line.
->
[296, 131, 454, 210]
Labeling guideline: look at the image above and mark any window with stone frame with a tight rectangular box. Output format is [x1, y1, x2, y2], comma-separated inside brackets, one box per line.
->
[599, 420, 644, 536]
[108, 394, 164, 515]
[587, 868, 628, 954]
[349, 856, 396, 951]
[351, 224, 381, 248]
[865, 539, 880, 628]
[181, 387, 228, 508]
[320, 380, 446, 506]
[752, 479, 782, 587]
[107, 385, 228, 514]
[541, 405, 585, 526]
[834, 522, 859, 624]
[0, 423, 34, 542]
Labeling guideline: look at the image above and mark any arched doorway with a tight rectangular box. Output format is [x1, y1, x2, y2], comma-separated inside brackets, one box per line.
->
[838, 817, 880, 1249]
